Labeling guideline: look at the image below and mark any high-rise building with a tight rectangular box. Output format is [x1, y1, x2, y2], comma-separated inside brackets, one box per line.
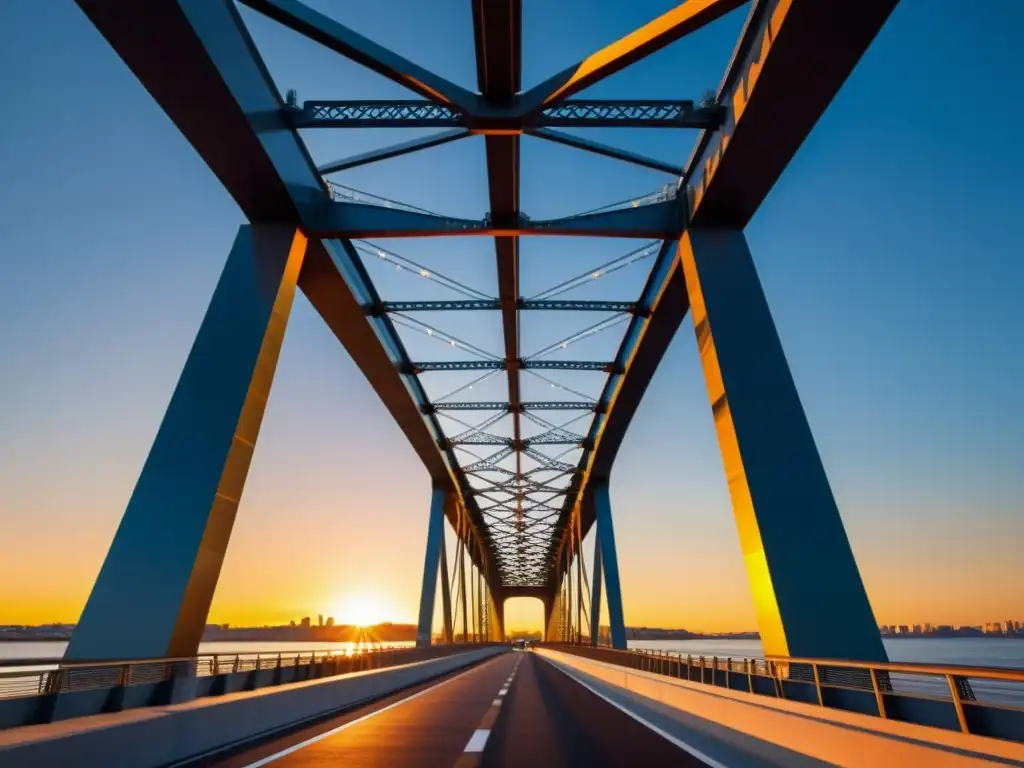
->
[300, 616, 310, 628]
[318, 614, 324, 627]
[924, 623, 933, 634]
[1006, 620, 1017, 634]
[898, 625, 909, 635]
[880, 625, 890, 635]
[912, 624, 922, 635]
[326, 617, 335, 627]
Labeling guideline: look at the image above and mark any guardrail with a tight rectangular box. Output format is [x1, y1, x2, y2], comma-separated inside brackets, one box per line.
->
[0, 644, 484, 701]
[541, 644, 1024, 743]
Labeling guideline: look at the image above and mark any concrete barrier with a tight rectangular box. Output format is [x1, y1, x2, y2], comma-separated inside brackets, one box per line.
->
[536, 649, 1024, 767]
[0, 646, 506, 767]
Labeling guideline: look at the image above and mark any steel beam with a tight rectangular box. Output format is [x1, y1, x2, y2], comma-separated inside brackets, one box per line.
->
[302, 199, 682, 239]
[682, 229, 885, 662]
[66, 225, 307, 660]
[592, 485, 626, 650]
[522, 0, 749, 112]
[239, 0, 477, 108]
[411, 360, 615, 372]
[292, 99, 722, 129]
[439, 524, 453, 644]
[527, 127, 684, 175]
[317, 129, 470, 174]
[590, 530, 603, 646]
[382, 299, 633, 313]
[416, 487, 450, 647]
[684, 0, 900, 226]
[472, 0, 524, 549]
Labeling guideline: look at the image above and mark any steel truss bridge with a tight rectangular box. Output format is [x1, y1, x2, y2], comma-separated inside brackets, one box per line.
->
[65, 0, 900, 664]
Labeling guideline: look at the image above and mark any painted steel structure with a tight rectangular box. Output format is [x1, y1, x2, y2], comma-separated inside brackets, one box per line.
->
[64, 0, 898, 662]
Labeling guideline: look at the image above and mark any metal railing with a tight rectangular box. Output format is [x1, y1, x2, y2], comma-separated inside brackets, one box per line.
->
[543, 644, 1024, 742]
[0, 645, 422, 701]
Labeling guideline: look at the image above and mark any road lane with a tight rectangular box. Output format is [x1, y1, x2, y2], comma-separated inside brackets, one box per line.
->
[481, 652, 710, 767]
[203, 651, 518, 767]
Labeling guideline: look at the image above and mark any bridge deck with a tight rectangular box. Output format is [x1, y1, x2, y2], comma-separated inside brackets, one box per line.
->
[200, 652, 709, 767]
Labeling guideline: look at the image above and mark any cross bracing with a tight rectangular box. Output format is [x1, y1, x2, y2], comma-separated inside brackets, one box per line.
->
[69, 0, 899, 600]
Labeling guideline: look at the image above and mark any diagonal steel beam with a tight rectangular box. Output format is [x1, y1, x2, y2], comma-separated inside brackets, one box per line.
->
[552, 0, 901, 583]
[238, 0, 478, 108]
[317, 129, 471, 174]
[527, 127, 683, 175]
[521, 0, 750, 113]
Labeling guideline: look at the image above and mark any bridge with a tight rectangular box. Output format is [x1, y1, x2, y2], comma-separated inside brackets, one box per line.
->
[2, 0, 1023, 765]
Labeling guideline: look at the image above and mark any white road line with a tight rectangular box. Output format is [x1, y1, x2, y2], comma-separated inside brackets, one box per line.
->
[493, 698, 503, 706]
[545, 659, 732, 768]
[464, 729, 491, 752]
[498, 687, 509, 695]
[239, 660, 494, 767]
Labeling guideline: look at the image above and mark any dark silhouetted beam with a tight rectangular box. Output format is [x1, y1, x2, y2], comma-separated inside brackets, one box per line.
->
[383, 299, 634, 312]
[536, 100, 724, 129]
[317, 129, 470, 173]
[292, 99, 722, 129]
[302, 200, 681, 239]
[473, 0, 524, 545]
[411, 360, 615, 372]
[429, 402, 511, 411]
[294, 100, 464, 128]
[528, 127, 683, 174]
[522, 0, 749, 112]
[685, 0, 899, 227]
[239, 0, 477, 108]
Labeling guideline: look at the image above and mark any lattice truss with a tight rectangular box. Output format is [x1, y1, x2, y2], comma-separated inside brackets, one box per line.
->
[231, 0, 753, 588]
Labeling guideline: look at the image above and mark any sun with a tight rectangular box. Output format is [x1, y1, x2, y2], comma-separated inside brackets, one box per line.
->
[336, 594, 388, 628]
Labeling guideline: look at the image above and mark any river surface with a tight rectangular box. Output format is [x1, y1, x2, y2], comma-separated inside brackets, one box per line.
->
[0, 640, 415, 663]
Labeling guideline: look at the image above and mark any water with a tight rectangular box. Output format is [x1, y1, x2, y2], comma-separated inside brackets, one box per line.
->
[0, 640, 415, 665]
[626, 638, 1024, 706]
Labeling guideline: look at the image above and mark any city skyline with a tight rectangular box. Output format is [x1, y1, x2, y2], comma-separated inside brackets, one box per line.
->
[0, 0, 1022, 636]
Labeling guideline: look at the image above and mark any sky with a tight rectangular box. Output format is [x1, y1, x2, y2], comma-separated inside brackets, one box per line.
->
[0, 0, 1021, 635]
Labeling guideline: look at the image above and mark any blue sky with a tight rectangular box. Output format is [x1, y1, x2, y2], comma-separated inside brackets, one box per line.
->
[0, 0, 1021, 631]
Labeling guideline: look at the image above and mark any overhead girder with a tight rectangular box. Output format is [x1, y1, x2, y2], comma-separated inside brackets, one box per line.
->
[301, 198, 683, 240]
[379, 299, 636, 313]
[410, 360, 619, 373]
[290, 99, 724, 130]
[77, 0, 898, 595]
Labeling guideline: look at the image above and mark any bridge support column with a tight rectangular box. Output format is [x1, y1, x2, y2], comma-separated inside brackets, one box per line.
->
[543, 593, 561, 642]
[681, 229, 886, 662]
[416, 487, 450, 647]
[593, 484, 627, 649]
[439, 524, 453, 643]
[589, 530, 603, 647]
[65, 225, 307, 661]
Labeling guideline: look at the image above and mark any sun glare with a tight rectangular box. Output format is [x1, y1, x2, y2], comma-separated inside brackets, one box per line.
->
[337, 594, 387, 627]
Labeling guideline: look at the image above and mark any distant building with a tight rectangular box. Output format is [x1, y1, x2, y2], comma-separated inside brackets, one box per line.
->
[326, 617, 335, 627]
[898, 625, 909, 635]
[300, 616, 311, 628]
[924, 623, 933, 634]
[912, 624, 922, 635]
[880, 625, 890, 635]
[318, 614, 324, 627]
[290, 620, 296, 628]
[1006, 620, 1017, 634]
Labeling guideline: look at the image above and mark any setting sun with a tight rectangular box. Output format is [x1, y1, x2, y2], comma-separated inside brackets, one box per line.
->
[335, 593, 391, 627]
